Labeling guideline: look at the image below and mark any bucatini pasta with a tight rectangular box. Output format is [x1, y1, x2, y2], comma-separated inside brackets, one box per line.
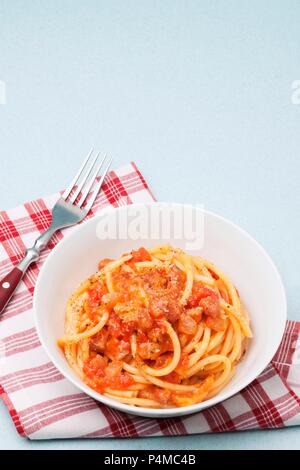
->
[58, 245, 252, 408]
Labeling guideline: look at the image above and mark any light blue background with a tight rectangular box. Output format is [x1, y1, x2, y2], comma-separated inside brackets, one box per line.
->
[0, 0, 299, 450]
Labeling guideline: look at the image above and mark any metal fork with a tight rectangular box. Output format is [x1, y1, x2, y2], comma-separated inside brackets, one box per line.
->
[0, 149, 112, 314]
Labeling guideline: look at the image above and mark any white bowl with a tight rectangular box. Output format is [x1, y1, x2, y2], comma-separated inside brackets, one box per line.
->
[33, 203, 287, 418]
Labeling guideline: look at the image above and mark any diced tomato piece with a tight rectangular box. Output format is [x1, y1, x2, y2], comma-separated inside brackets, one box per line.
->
[185, 307, 203, 322]
[200, 295, 220, 318]
[87, 282, 108, 307]
[155, 353, 172, 368]
[105, 360, 123, 378]
[89, 329, 109, 353]
[163, 371, 181, 384]
[107, 313, 123, 338]
[107, 312, 136, 340]
[165, 298, 183, 323]
[117, 372, 134, 388]
[91, 354, 107, 370]
[83, 355, 106, 379]
[187, 284, 217, 308]
[153, 388, 172, 405]
[121, 320, 137, 340]
[149, 298, 166, 319]
[98, 258, 113, 270]
[148, 325, 166, 342]
[139, 386, 156, 400]
[205, 316, 227, 331]
[167, 265, 185, 292]
[137, 308, 153, 331]
[137, 326, 172, 360]
[137, 331, 148, 344]
[105, 337, 131, 360]
[83, 357, 133, 392]
[137, 340, 161, 360]
[139, 385, 172, 406]
[178, 314, 197, 335]
[131, 247, 151, 262]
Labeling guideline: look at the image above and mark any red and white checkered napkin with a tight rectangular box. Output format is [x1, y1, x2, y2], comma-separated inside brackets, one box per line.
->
[0, 162, 300, 440]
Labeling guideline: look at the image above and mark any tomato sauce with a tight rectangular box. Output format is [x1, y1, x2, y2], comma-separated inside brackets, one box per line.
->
[83, 356, 134, 392]
[82, 247, 226, 405]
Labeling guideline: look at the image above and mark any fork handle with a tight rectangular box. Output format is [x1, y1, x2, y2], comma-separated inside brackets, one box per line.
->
[0, 267, 24, 313]
[0, 227, 55, 315]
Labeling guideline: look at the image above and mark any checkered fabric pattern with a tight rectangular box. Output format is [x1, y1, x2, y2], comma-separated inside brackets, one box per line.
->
[0, 162, 299, 439]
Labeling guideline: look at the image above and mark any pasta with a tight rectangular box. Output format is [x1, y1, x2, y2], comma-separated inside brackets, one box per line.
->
[58, 245, 252, 408]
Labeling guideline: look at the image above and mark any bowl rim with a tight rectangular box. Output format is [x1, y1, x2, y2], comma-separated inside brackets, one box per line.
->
[33, 202, 287, 418]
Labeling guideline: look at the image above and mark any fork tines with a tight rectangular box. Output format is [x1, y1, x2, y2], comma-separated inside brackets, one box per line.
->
[62, 149, 112, 213]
